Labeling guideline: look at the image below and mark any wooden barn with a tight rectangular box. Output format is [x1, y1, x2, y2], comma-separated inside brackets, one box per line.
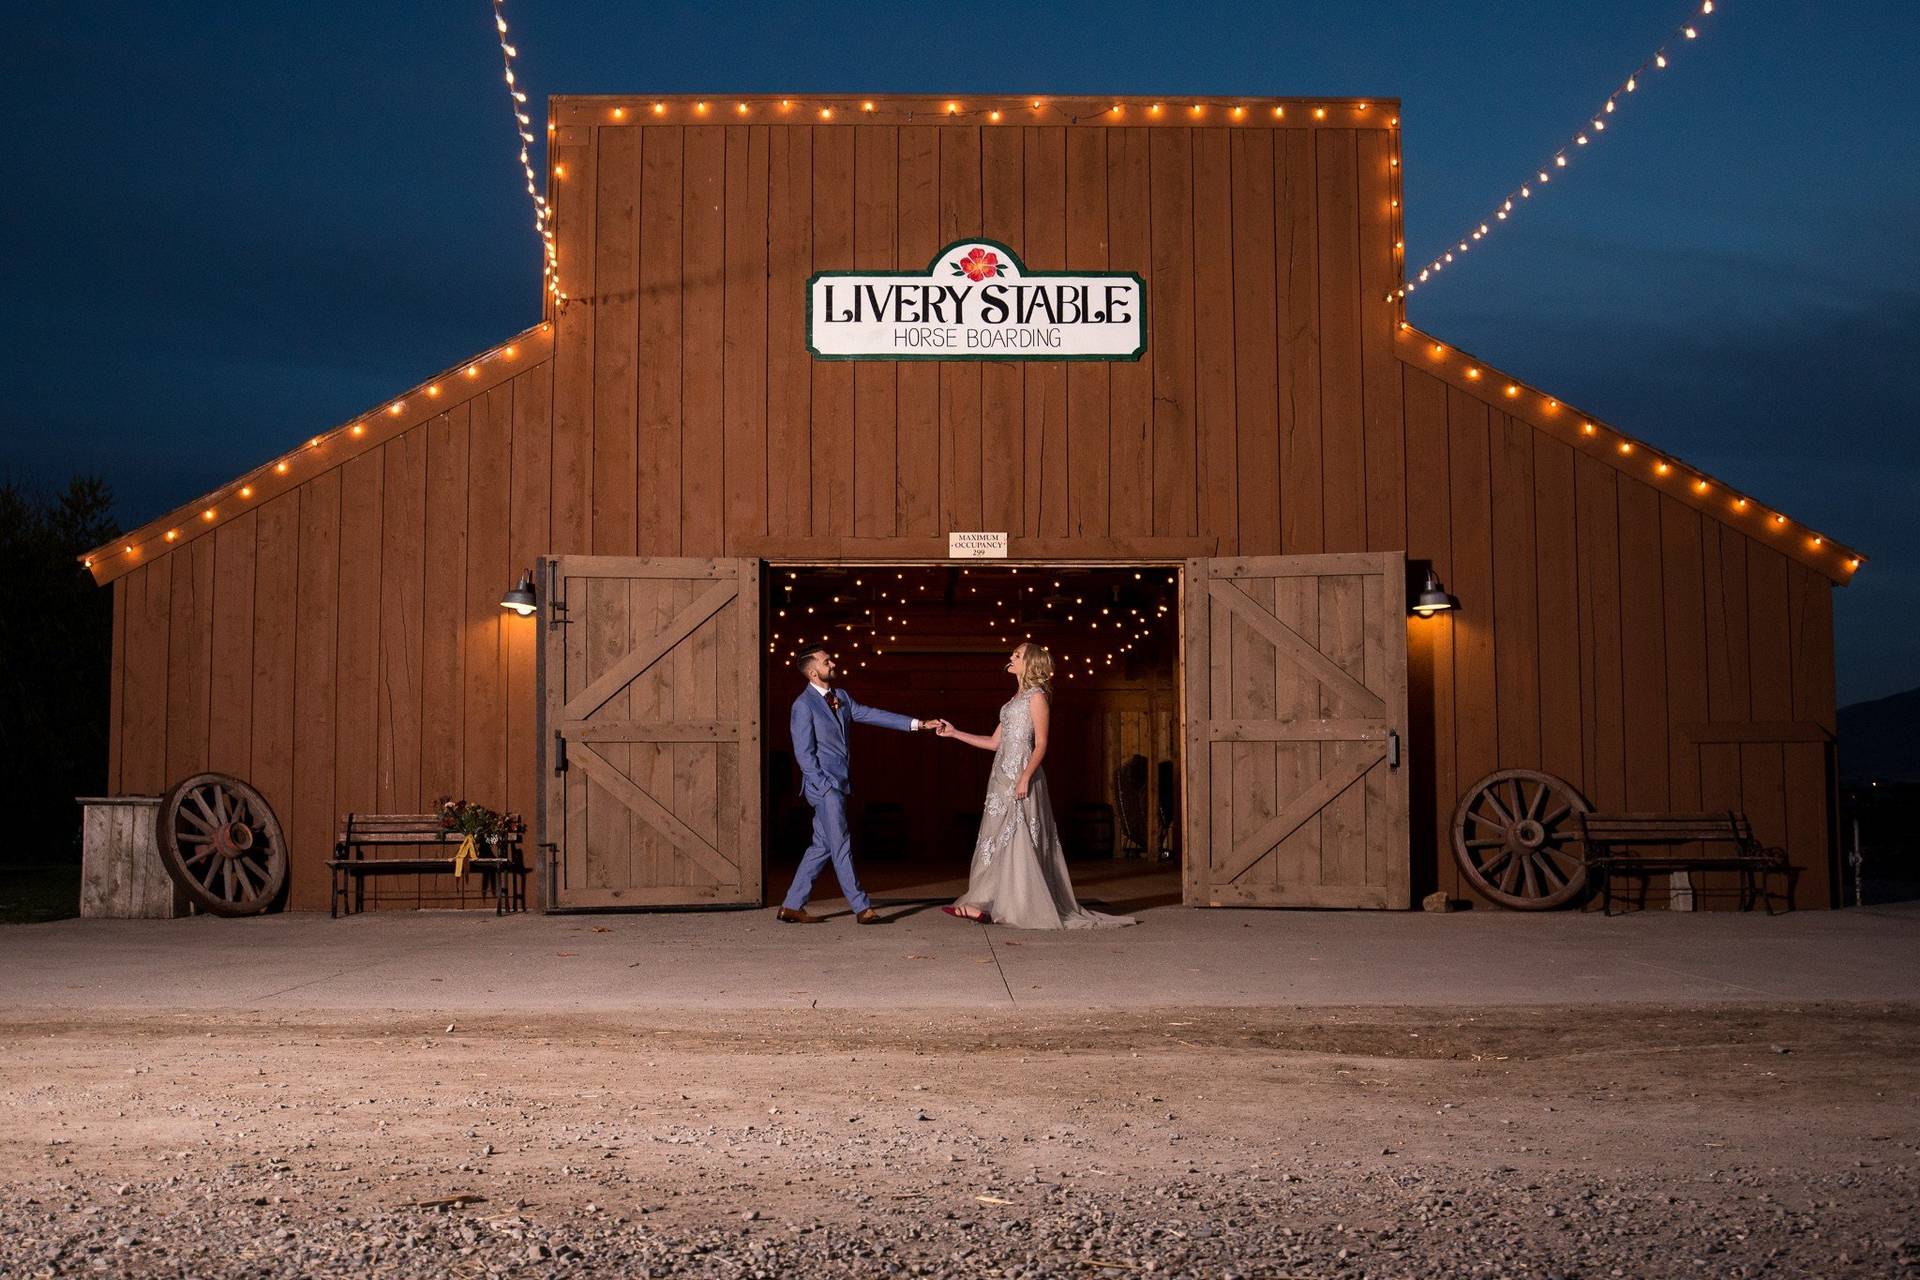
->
[82, 94, 1861, 915]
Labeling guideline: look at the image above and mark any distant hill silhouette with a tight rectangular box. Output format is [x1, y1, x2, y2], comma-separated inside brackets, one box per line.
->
[1838, 686, 1920, 782]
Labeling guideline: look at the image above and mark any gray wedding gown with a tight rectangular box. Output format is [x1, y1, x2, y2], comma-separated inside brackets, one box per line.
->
[951, 687, 1138, 930]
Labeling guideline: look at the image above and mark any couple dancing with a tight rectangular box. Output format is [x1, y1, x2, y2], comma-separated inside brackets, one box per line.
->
[776, 641, 1136, 930]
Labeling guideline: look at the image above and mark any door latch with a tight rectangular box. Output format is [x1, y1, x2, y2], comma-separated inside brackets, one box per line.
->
[553, 731, 569, 775]
[1387, 729, 1402, 769]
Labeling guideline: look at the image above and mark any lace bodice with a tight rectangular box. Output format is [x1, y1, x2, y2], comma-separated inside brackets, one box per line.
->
[979, 689, 1045, 865]
[991, 687, 1042, 785]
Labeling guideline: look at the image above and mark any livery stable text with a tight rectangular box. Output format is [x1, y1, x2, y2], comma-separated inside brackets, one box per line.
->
[807, 241, 1147, 361]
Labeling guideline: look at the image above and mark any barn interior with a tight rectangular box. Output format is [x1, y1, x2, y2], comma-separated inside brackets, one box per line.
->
[763, 565, 1183, 911]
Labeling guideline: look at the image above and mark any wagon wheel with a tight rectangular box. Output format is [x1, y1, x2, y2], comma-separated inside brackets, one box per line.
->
[156, 773, 288, 916]
[1450, 769, 1591, 910]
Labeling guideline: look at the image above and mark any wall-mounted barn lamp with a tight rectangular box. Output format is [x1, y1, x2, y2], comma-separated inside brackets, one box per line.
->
[500, 570, 538, 616]
[1410, 569, 1458, 618]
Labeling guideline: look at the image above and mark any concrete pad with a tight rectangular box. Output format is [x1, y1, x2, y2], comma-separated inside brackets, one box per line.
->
[3, 898, 1914, 1015]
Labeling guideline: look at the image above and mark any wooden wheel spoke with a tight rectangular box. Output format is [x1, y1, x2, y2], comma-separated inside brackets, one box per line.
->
[189, 791, 221, 829]
[1479, 846, 1515, 876]
[176, 808, 215, 836]
[1540, 802, 1572, 829]
[1482, 789, 1515, 825]
[1497, 853, 1522, 894]
[210, 786, 232, 825]
[1465, 807, 1508, 833]
[1464, 837, 1505, 850]
[1532, 852, 1567, 890]
[1524, 781, 1547, 821]
[1521, 853, 1543, 899]
[232, 858, 264, 898]
[181, 844, 217, 866]
[1541, 843, 1584, 874]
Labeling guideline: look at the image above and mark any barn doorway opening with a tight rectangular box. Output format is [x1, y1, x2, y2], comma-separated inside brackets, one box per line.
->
[762, 564, 1184, 912]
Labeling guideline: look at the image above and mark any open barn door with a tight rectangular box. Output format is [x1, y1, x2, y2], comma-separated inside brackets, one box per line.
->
[541, 557, 761, 909]
[1183, 554, 1410, 908]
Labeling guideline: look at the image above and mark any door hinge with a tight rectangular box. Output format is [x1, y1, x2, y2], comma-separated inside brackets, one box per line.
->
[1387, 729, 1402, 769]
[553, 731, 569, 775]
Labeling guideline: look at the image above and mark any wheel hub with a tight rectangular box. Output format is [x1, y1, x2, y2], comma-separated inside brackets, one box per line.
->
[1512, 818, 1547, 850]
[210, 819, 254, 859]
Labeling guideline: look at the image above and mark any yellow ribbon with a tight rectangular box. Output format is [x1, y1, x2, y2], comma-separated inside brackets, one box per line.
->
[452, 833, 478, 879]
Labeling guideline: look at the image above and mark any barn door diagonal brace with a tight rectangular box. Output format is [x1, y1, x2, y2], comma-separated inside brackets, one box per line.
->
[1218, 746, 1386, 885]
[1207, 579, 1385, 717]
[561, 579, 738, 722]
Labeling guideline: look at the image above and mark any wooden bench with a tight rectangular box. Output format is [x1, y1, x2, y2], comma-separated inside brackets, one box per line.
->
[328, 813, 527, 917]
[1576, 811, 1791, 914]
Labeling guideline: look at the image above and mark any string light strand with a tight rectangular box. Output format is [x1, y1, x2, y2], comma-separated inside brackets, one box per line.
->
[491, 0, 561, 302]
[1394, 0, 1718, 301]
[574, 96, 1379, 129]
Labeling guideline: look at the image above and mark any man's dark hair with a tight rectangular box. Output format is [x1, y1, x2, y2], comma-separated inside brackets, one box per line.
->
[793, 645, 829, 676]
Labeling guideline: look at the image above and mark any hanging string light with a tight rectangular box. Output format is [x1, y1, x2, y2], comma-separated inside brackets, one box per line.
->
[491, 0, 562, 302]
[569, 95, 1378, 130]
[1393, 0, 1718, 301]
[775, 567, 1181, 678]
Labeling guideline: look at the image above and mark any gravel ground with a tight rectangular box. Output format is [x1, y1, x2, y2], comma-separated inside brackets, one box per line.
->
[3, 1005, 1916, 1278]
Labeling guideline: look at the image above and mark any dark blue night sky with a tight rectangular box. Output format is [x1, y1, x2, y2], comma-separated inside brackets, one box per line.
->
[4, 2, 1915, 702]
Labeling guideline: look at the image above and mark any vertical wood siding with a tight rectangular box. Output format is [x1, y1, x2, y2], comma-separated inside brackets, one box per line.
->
[103, 108, 1841, 908]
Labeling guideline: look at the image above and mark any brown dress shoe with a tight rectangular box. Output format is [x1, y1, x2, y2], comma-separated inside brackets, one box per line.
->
[855, 908, 882, 925]
[776, 906, 824, 924]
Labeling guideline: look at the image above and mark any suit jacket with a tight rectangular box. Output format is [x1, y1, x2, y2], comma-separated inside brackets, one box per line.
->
[790, 686, 914, 800]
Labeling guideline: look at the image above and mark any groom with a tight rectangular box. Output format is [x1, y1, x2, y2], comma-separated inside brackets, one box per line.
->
[778, 645, 943, 924]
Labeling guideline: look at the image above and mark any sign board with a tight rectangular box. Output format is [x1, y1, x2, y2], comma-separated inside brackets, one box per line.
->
[809, 240, 1145, 362]
[947, 531, 1009, 559]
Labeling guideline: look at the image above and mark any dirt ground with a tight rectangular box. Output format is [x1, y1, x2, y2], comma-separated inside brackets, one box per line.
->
[3, 1004, 1917, 1278]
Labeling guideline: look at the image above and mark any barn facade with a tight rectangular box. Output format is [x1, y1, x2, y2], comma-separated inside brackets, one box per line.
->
[85, 94, 1858, 913]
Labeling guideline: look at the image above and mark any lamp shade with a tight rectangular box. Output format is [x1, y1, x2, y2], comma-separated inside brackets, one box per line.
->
[500, 570, 537, 616]
[1410, 568, 1458, 617]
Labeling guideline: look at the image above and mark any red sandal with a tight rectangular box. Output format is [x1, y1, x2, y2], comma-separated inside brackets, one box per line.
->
[941, 905, 987, 922]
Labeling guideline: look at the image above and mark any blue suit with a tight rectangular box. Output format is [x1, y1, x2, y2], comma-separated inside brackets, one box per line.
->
[782, 685, 916, 913]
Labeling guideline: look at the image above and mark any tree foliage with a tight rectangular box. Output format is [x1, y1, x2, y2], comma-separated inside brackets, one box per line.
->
[0, 478, 117, 863]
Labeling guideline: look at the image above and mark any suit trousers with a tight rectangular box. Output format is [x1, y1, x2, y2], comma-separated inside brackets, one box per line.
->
[781, 790, 869, 913]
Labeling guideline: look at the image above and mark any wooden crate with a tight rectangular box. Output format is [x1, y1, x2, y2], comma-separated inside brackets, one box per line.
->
[77, 796, 188, 918]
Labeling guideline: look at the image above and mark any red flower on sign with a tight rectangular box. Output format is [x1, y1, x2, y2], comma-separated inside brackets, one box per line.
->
[953, 246, 1004, 281]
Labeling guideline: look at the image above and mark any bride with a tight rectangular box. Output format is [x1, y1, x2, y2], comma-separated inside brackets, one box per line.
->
[937, 642, 1137, 930]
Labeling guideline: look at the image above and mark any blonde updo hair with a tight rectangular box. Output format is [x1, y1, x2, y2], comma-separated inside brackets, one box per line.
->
[1016, 641, 1054, 692]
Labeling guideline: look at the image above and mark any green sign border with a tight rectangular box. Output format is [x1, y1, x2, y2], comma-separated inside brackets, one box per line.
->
[807, 238, 1147, 363]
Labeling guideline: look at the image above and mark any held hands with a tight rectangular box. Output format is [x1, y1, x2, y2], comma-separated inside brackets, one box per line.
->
[920, 718, 949, 734]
